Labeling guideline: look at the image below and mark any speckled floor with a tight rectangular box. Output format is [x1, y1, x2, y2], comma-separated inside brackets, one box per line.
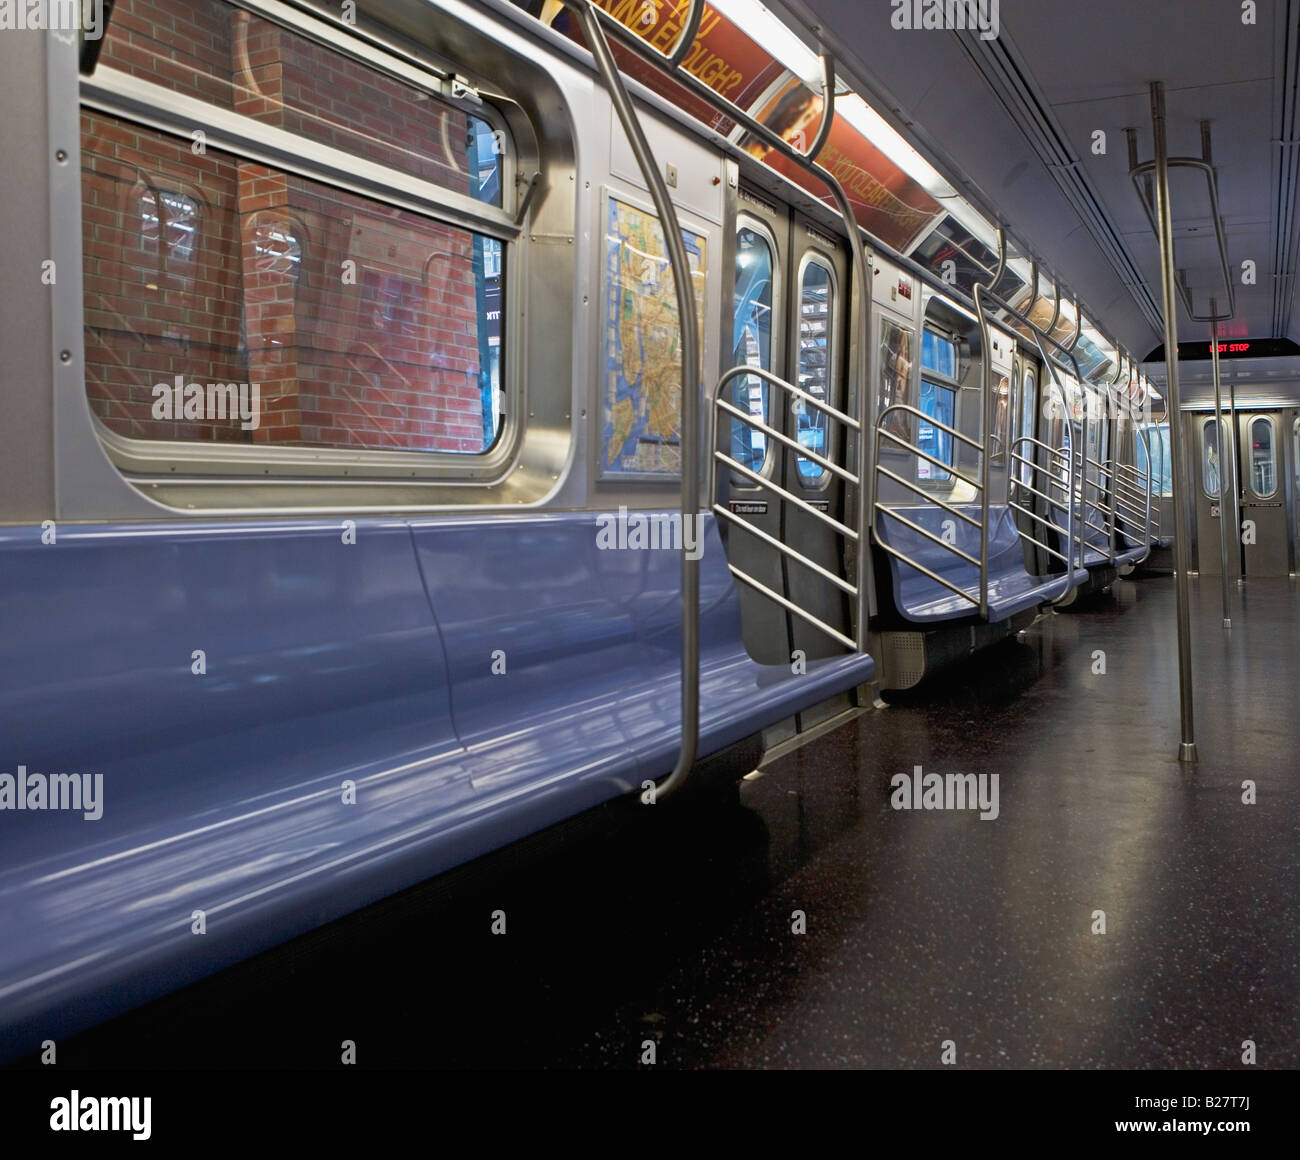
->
[24, 574, 1300, 1069]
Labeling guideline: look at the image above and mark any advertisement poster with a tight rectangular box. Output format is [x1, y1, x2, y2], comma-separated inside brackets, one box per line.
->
[750, 79, 945, 253]
[547, 0, 786, 135]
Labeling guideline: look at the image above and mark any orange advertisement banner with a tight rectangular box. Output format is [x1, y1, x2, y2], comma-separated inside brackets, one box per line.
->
[748, 79, 944, 253]
[545, 0, 786, 134]
[535, 1, 944, 252]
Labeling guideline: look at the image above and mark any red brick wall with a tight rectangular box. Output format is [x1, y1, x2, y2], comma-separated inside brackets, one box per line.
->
[82, 0, 490, 451]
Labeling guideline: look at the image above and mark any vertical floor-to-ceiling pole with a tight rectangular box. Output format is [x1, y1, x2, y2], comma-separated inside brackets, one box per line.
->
[1210, 303, 1232, 627]
[1151, 81, 1198, 762]
[1228, 372, 1242, 582]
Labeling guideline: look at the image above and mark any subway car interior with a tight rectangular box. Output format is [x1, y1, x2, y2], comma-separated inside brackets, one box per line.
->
[0, 0, 1296, 1105]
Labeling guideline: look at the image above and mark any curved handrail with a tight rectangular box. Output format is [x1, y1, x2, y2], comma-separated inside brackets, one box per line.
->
[565, 0, 699, 799]
[711, 363, 863, 650]
[1030, 371, 1083, 594]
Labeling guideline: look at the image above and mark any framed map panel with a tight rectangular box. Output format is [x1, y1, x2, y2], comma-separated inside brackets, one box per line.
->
[600, 192, 707, 480]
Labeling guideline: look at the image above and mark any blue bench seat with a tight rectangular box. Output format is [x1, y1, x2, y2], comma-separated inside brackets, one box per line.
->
[0, 513, 872, 1053]
[875, 504, 1085, 625]
[1051, 501, 1149, 569]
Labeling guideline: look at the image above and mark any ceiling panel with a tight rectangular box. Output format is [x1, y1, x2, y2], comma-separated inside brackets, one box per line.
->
[782, 0, 1296, 360]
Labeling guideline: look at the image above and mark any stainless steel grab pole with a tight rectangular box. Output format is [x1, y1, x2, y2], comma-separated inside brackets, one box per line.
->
[1210, 303, 1232, 627]
[1228, 363, 1242, 585]
[566, 0, 700, 796]
[1150, 80, 1198, 762]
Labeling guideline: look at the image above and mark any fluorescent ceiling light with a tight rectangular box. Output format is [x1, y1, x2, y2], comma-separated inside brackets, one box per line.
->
[709, 0, 821, 86]
[836, 92, 957, 200]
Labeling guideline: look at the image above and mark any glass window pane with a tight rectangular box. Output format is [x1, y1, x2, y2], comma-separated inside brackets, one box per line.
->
[795, 259, 832, 486]
[1250, 416, 1276, 497]
[1202, 417, 1224, 498]
[732, 226, 773, 473]
[1137, 422, 1173, 497]
[1157, 423, 1172, 496]
[1017, 370, 1036, 484]
[82, 114, 503, 452]
[1086, 392, 1103, 484]
[921, 329, 956, 378]
[992, 373, 1010, 464]
[878, 318, 912, 438]
[917, 380, 954, 482]
[99, 0, 503, 205]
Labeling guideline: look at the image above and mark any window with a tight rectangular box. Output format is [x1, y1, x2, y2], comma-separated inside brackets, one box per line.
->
[1017, 369, 1036, 485]
[731, 224, 774, 474]
[1085, 390, 1104, 485]
[795, 257, 833, 486]
[991, 374, 1010, 465]
[248, 214, 304, 284]
[139, 187, 199, 284]
[98, 0, 504, 204]
[1135, 422, 1172, 497]
[917, 380, 955, 481]
[81, 0, 511, 457]
[1250, 416, 1276, 498]
[918, 328, 958, 483]
[878, 317, 912, 439]
[1201, 417, 1226, 498]
[922, 328, 957, 378]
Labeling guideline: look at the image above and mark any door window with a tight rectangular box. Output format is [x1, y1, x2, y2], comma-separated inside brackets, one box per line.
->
[992, 374, 1010, 464]
[1201, 417, 1226, 498]
[1017, 369, 1036, 484]
[918, 329, 958, 483]
[731, 225, 774, 474]
[795, 257, 834, 486]
[1249, 416, 1277, 498]
[1136, 422, 1172, 496]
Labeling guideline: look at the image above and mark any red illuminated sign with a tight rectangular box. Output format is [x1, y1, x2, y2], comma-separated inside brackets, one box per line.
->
[1149, 338, 1300, 360]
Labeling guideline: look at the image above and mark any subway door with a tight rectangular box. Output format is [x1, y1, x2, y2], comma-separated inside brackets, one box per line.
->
[724, 194, 788, 664]
[1292, 411, 1300, 569]
[1238, 411, 1290, 576]
[780, 217, 853, 727]
[1192, 413, 1231, 575]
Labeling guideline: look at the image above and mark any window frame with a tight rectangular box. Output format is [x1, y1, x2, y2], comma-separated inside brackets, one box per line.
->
[78, 0, 523, 482]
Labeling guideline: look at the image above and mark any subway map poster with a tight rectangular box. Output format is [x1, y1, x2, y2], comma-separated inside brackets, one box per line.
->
[601, 195, 707, 478]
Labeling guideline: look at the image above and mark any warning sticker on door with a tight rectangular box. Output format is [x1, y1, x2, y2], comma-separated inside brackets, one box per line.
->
[729, 501, 768, 514]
